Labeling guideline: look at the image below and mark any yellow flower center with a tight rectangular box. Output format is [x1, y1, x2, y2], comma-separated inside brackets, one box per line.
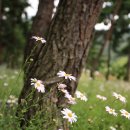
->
[68, 112, 73, 117]
[36, 82, 41, 87]
[125, 112, 129, 116]
[37, 37, 42, 41]
[110, 109, 114, 113]
[65, 73, 71, 77]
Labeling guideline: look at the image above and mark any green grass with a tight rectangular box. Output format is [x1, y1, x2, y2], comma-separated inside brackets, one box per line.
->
[71, 73, 130, 130]
[0, 65, 23, 99]
[0, 66, 130, 130]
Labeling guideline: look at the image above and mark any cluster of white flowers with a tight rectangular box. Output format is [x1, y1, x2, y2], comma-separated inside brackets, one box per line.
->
[57, 83, 76, 105]
[105, 106, 118, 116]
[96, 94, 107, 101]
[31, 70, 77, 124]
[30, 71, 78, 124]
[105, 106, 130, 120]
[57, 71, 89, 124]
[57, 71, 78, 123]
[29, 66, 130, 126]
[103, 91, 130, 122]
[30, 37, 46, 92]
[31, 78, 45, 93]
[113, 92, 126, 103]
[57, 71, 77, 105]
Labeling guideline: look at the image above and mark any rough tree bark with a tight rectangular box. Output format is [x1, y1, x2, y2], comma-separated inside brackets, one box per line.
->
[24, 0, 54, 60]
[90, 0, 122, 78]
[18, 0, 103, 130]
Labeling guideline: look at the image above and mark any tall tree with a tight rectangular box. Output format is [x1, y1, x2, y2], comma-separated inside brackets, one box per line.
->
[24, 0, 54, 60]
[18, 0, 103, 129]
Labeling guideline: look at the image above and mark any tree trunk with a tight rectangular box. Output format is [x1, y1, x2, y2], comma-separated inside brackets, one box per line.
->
[106, 41, 111, 80]
[126, 51, 130, 81]
[24, 0, 54, 60]
[0, 0, 1, 21]
[90, 0, 122, 77]
[18, 0, 103, 129]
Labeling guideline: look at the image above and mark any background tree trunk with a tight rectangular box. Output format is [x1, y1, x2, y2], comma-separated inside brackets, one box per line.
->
[106, 41, 111, 79]
[18, 0, 103, 129]
[90, 0, 122, 78]
[126, 51, 130, 81]
[24, 0, 54, 60]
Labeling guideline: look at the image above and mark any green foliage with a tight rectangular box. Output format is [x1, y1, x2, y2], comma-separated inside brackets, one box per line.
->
[87, 0, 130, 79]
[111, 56, 127, 79]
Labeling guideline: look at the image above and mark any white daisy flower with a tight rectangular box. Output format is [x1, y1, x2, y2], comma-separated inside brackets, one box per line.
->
[31, 78, 45, 93]
[112, 92, 126, 103]
[120, 109, 130, 119]
[61, 108, 77, 124]
[65, 93, 76, 104]
[75, 90, 88, 102]
[57, 71, 76, 81]
[96, 95, 107, 101]
[75, 91, 82, 98]
[32, 36, 46, 43]
[105, 106, 118, 116]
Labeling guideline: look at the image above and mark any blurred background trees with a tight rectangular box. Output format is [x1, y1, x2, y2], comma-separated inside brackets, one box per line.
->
[87, 0, 130, 80]
[0, 0, 30, 68]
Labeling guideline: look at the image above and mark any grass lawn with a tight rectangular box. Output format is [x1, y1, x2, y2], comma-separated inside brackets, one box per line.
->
[0, 66, 130, 130]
